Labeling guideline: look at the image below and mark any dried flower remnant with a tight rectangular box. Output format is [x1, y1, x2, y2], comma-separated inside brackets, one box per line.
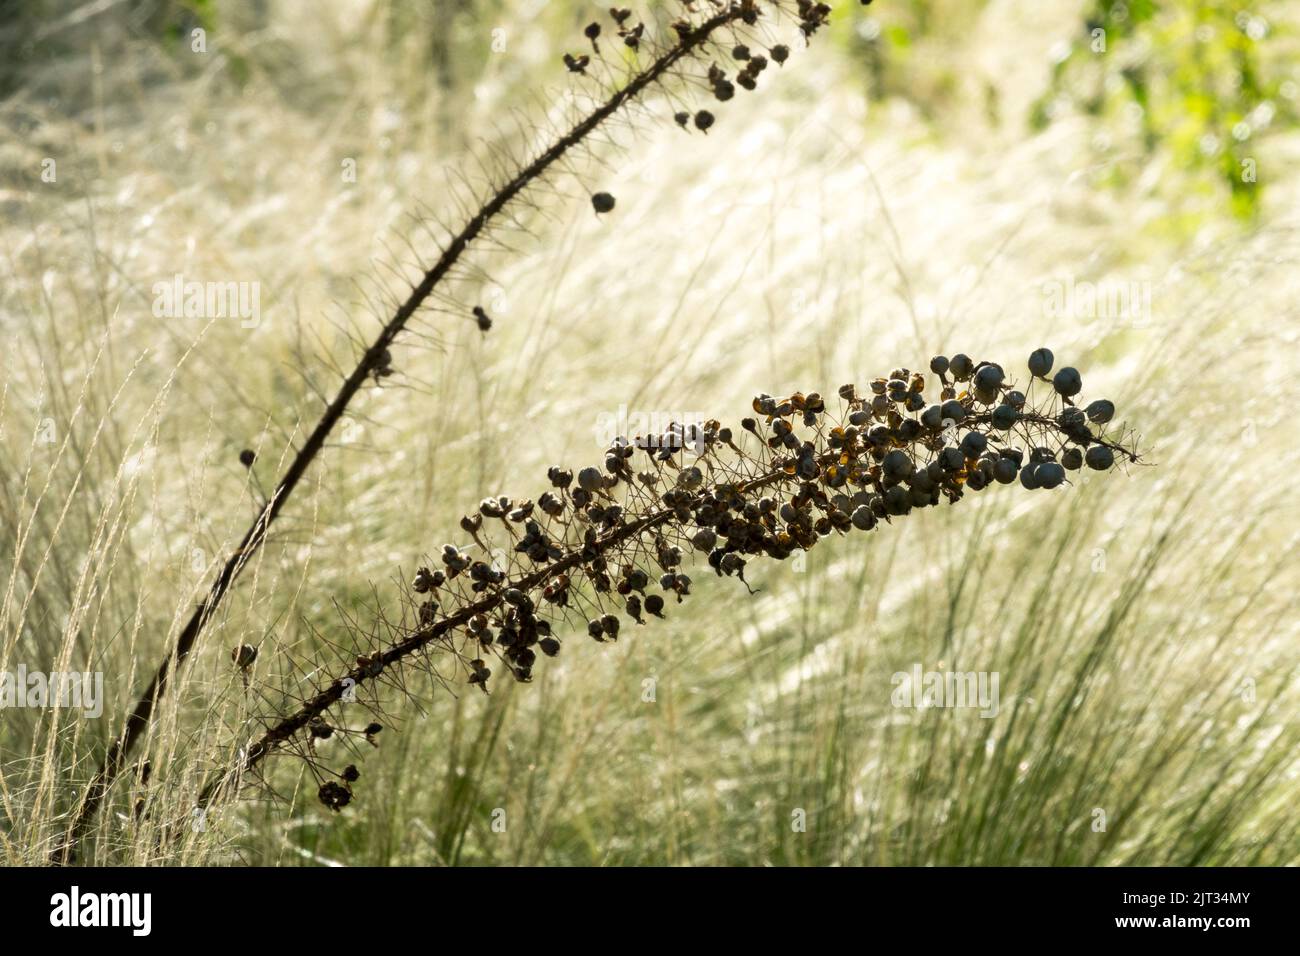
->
[198, 351, 1139, 813]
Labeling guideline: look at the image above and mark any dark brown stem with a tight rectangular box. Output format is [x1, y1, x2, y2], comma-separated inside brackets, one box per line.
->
[53, 5, 746, 865]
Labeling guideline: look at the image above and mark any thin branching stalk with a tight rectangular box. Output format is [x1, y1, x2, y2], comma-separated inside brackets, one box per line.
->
[193, 353, 1140, 817]
[57, 0, 828, 863]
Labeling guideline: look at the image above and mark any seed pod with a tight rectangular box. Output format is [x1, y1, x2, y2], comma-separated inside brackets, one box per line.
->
[882, 449, 914, 480]
[591, 192, 616, 214]
[1053, 367, 1082, 398]
[692, 528, 717, 552]
[949, 354, 974, 381]
[231, 644, 257, 669]
[1085, 445, 1115, 470]
[959, 432, 987, 458]
[851, 505, 876, 530]
[921, 404, 945, 429]
[645, 594, 665, 617]
[771, 44, 790, 64]
[929, 355, 949, 375]
[973, 364, 1004, 392]
[991, 404, 1017, 430]
[940, 399, 966, 424]
[578, 466, 605, 492]
[1028, 348, 1054, 378]
[1037, 461, 1066, 489]
[993, 457, 1018, 484]
[1085, 399, 1115, 424]
[1004, 390, 1026, 409]
[1019, 463, 1042, 489]
[938, 447, 965, 472]
[1062, 447, 1083, 470]
[539, 637, 561, 657]
[238, 448, 256, 468]
[694, 110, 715, 132]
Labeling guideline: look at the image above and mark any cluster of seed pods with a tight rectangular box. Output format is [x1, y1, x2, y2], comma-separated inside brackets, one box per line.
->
[404, 350, 1135, 693]
[299, 351, 1135, 810]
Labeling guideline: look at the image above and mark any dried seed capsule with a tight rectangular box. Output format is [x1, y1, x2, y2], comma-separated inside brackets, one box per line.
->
[539, 637, 561, 657]
[588, 619, 605, 641]
[1028, 348, 1054, 378]
[882, 449, 914, 480]
[929, 355, 949, 375]
[772, 43, 790, 63]
[949, 354, 974, 381]
[1053, 367, 1082, 398]
[973, 364, 1004, 392]
[692, 528, 717, 552]
[591, 192, 616, 214]
[1019, 463, 1042, 489]
[1085, 445, 1115, 470]
[991, 404, 1018, 430]
[645, 594, 665, 617]
[231, 644, 257, 669]
[1004, 390, 1026, 409]
[1062, 447, 1084, 470]
[1085, 399, 1115, 424]
[938, 447, 966, 472]
[959, 432, 987, 458]
[578, 466, 605, 492]
[239, 448, 256, 468]
[851, 505, 876, 530]
[940, 399, 966, 424]
[1036, 461, 1066, 488]
[694, 110, 715, 132]
[921, 404, 945, 429]
[993, 457, 1018, 484]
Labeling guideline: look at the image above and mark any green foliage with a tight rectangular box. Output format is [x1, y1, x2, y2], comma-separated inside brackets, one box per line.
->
[1032, 0, 1297, 220]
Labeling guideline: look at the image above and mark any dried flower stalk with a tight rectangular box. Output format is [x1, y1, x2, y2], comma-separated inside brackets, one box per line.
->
[196, 350, 1139, 814]
[59, 0, 832, 863]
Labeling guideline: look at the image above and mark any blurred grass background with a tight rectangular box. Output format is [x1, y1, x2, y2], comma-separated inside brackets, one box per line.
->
[1, 0, 1297, 865]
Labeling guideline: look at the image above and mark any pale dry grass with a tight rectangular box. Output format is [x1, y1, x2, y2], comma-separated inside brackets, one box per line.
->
[0, 0, 1296, 865]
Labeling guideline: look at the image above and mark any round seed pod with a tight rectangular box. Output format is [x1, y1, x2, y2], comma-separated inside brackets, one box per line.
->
[938, 447, 966, 472]
[940, 399, 966, 424]
[578, 466, 605, 492]
[967, 470, 989, 491]
[909, 469, 936, 493]
[929, 355, 950, 375]
[974, 385, 1000, 405]
[1062, 447, 1083, 470]
[973, 364, 1004, 392]
[898, 418, 923, 441]
[1085, 445, 1115, 470]
[882, 449, 914, 481]
[539, 637, 561, 657]
[921, 404, 944, 429]
[1052, 367, 1082, 398]
[991, 404, 1018, 430]
[694, 110, 715, 132]
[1037, 461, 1066, 488]
[909, 486, 931, 507]
[692, 528, 717, 552]
[1019, 463, 1042, 489]
[959, 432, 988, 458]
[1000, 447, 1025, 466]
[644, 594, 665, 617]
[587, 619, 604, 641]
[1058, 407, 1086, 427]
[883, 485, 911, 515]
[1085, 399, 1115, 424]
[1028, 348, 1054, 378]
[949, 354, 974, 381]
[850, 505, 876, 530]
[591, 192, 616, 214]
[1004, 390, 1026, 409]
